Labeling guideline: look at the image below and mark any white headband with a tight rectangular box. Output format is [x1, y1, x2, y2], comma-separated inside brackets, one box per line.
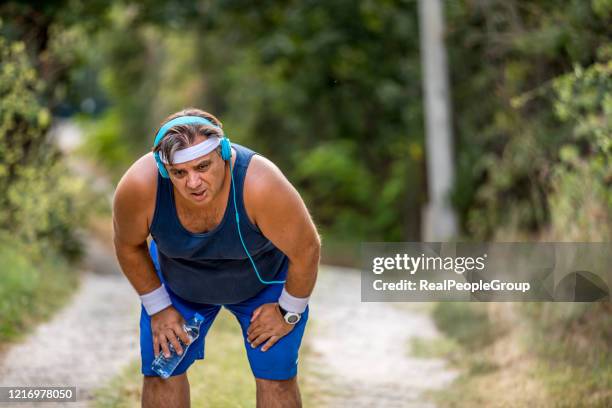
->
[159, 137, 221, 164]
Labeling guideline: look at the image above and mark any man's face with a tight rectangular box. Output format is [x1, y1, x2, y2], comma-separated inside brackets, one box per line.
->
[165, 137, 226, 206]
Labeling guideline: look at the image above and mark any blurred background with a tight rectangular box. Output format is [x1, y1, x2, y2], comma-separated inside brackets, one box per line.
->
[0, 0, 610, 407]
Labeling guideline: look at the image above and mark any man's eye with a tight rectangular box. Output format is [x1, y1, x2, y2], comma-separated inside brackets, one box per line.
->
[198, 164, 209, 170]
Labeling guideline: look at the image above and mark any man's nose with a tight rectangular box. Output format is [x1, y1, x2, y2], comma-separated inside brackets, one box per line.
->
[186, 172, 201, 189]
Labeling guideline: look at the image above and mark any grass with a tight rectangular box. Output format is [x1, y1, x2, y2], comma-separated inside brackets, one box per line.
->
[432, 302, 503, 350]
[409, 336, 461, 360]
[429, 301, 612, 408]
[0, 236, 80, 343]
[94, 309, 322, 407]
[524, 303, 612, 407]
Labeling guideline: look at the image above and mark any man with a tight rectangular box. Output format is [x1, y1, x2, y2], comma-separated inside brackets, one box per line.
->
[112, 108, 320, 408]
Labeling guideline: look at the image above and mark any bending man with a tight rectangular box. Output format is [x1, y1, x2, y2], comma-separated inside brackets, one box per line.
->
[113, 108, 320, 408]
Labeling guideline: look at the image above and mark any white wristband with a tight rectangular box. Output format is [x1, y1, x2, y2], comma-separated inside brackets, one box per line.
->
[278, 287, 309, 314]
[140, 284, 172, 316]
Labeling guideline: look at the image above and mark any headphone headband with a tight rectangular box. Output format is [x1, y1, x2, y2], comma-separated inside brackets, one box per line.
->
[153, 115, 221, 148]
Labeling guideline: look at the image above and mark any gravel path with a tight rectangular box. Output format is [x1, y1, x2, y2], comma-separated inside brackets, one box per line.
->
[0, 238, 141, 407]
[0, 261, 457, 408]
[308, 266, 457, 407]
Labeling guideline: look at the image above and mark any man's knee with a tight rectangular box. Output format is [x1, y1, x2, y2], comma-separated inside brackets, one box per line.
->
[255, 376, 298, 392]
[255, 376, 301, 407]
[143, 373, 190, 408]
[144, 373, 187, 386]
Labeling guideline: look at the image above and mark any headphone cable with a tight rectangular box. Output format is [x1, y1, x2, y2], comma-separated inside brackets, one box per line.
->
[229, 155, 286, 285]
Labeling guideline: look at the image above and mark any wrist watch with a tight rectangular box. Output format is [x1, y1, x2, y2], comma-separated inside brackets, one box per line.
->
[278, 305, 301, 325]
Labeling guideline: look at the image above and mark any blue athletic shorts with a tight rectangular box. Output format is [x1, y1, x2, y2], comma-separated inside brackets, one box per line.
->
[140, 240, 309, 380]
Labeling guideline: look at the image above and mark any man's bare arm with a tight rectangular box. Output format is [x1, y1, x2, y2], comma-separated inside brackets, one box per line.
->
[244, 156, 319, 351]
[112, 162, 161, 295]
[245, 156, 321, 299]
[112, 156, 191, 357]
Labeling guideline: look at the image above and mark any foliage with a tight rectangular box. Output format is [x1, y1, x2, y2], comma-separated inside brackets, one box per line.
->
[546, 62, 612, 240]
[3, 1, 608, 243]
[0, 233, 78, 342]
[0, 34, 89, 259]
[208, 1, 425, 241]
[445, 0, 611, 240]
[78, 110, 134, 182]
[432, 302, 501, 350]
[0, 1, 111, 112]
[81, 1, 610, 243]
[81, 0, 425, 241]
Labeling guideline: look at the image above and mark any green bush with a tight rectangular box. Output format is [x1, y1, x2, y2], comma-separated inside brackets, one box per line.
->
[0, 34, 91, 259]
[546, 62, 612, 241]
[0, 234, 78, 341]
[446, 1, 611, 240]
[78, 109, 133, 183]
[432, 302, 501, 350]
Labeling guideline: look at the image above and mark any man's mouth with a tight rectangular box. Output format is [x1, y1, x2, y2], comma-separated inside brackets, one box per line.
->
[191, 190, 206, 197]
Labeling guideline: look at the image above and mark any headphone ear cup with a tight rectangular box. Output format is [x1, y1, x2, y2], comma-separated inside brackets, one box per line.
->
[220, 137, 232, 161]
[154, 152, 170, 178]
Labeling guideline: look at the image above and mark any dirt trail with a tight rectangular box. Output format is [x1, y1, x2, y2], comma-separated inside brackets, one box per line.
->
[308, 266, 457, 407]
[0, 239, 141, 407]
[0, 260, 457, 408]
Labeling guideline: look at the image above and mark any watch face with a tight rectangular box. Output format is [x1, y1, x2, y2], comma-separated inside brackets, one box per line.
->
[287, 314, 299, 324]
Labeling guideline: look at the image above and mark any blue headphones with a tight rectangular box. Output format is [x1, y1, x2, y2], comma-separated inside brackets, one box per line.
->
[153, 116, 232, 178]
[152, 115, 285, 285]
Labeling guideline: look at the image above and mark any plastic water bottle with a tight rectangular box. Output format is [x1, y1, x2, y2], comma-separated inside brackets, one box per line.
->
[151, 313, 205, 379]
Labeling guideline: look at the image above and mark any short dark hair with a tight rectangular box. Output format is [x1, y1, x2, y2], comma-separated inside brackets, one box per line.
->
[152, 108, 224, 166]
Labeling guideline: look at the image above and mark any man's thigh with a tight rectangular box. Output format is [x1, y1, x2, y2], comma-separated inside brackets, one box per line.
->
[141, 240, 221, 377]
[225, 284, 310, 381]
[139, 301, 221, 377]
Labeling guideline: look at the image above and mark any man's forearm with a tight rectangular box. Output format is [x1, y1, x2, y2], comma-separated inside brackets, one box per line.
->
[114, 241, 163, 296]
[283, 242, 320, 299]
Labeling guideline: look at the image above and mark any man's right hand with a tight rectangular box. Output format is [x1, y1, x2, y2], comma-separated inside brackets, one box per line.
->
[151, 306, 191, 358]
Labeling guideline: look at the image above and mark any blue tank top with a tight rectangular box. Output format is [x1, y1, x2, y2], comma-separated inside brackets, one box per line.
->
[149, 143, 287, 304]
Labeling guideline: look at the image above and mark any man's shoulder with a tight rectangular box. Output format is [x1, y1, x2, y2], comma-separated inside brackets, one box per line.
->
[243, 154, 293, 226]
[113, 153, 158, 242]
[246, 155, 287, 192]
[244, 154, 298, 209]
[115, 152, 158, 203]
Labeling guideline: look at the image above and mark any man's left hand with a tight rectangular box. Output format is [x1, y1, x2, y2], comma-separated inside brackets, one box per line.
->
[247, 303, 294, 352]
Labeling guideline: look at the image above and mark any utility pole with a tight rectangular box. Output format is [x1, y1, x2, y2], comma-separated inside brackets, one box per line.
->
[418, 0, 458, 241]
